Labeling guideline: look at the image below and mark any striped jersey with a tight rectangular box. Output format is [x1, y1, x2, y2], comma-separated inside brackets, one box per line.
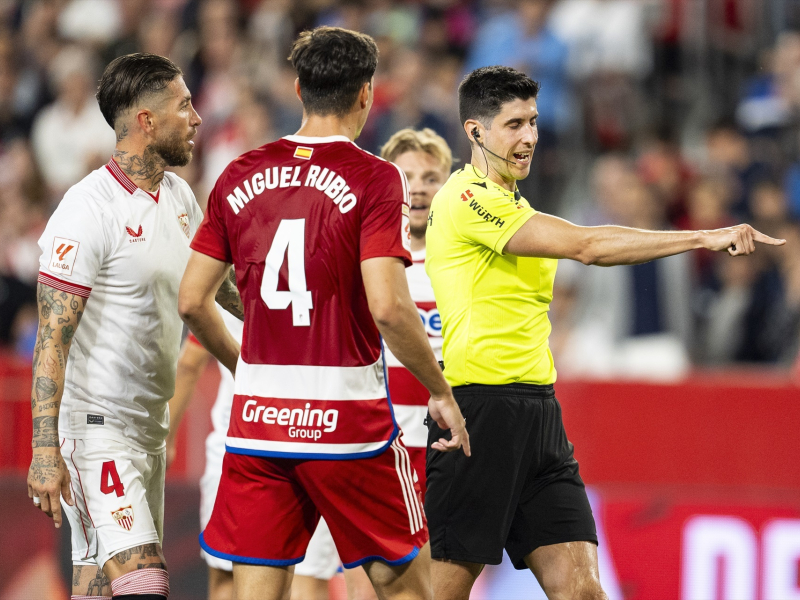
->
[37, 158, 203, 453]
[384, 247, 440, 448]
[191, 134, 412, 459]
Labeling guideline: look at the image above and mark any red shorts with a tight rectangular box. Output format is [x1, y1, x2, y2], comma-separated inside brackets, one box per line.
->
[407, 446, 427, 503]
[200, 436, 428, 568]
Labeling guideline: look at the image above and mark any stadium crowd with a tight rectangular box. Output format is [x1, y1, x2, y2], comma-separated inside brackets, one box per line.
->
[1, 0, 799, 374]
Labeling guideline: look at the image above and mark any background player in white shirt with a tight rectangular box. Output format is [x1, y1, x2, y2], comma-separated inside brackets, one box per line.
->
[381, 128, 453, 480]
[26, 53, 241, 600]
[166, 308, 339, 600]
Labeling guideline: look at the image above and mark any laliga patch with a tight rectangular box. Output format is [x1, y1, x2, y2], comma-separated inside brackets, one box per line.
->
[294, 146, 313, 160]
[49, 237, 79, 276]
[112, 505, 134, 531]
[401, 204, 411, 251]
[177, 212, 190, 238]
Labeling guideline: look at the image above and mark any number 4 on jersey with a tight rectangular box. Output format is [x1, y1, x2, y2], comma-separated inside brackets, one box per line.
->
[261, 219, 313, 326]
[100, 460, 125, 497]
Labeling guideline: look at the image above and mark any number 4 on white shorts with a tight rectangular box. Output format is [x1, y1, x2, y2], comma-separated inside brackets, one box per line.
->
[261, 219, 313, 326]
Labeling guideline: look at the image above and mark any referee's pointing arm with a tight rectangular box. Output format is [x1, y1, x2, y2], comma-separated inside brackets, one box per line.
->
[504, 212, 785, 264]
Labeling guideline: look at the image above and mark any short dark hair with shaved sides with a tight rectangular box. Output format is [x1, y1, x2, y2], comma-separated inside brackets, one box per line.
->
[459, 66, 540, 127]
[96, 53, 183, 129]
[290, 27, 379, 117]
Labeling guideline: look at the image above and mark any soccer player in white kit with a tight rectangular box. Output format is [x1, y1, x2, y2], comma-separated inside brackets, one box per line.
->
[26, 53, 240, 600]
[166, 308, 339, 600]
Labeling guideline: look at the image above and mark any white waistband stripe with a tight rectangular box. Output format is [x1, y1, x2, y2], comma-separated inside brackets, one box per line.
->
[226, 437, 389, 455]
[234, 358, 387, 401]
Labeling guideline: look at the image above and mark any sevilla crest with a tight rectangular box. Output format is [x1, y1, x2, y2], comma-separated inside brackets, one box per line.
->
[177, 213, 190, 238]
[112, 506, 134, 531]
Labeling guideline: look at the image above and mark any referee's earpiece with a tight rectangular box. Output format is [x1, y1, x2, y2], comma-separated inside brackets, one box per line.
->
[472, 127, 480, 140]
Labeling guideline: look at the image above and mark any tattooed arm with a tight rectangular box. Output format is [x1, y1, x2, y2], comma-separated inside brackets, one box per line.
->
[215, 266, 244, 321]
[27, 283, 86, 528]
[179, 252, 241, 376]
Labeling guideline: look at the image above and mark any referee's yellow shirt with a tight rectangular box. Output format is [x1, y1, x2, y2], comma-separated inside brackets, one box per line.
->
[425, 164, 558, 387]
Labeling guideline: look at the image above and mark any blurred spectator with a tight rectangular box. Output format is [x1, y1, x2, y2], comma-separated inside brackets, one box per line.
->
[679, 177, 735, 287]
[705, 121, 773, 218]
[700, 256, 758, 364]
[30, 45, 115, 200]
[0, 0, 795, 372]
[465, 0, 572, 135]
[560, 170, 692, 379]
[58, 0, 122, 46]
[736, 221, 800, 364]
[637, 135, 695, 226]
[200, 89, 275, 200]
[736, 32, 800, 133]
[464, 0, 572, 211]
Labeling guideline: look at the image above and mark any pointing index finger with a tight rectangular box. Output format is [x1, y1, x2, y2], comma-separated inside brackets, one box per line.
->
[753, 230, 786, 245]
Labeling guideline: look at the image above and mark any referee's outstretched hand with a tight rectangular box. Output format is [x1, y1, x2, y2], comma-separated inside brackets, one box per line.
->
[703, 223, 786, 255]
[429, 393, 471, 457]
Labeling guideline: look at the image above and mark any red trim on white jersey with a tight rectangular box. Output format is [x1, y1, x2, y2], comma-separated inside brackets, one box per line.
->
[105, 158, 160, 203]
[69, 440, 93, 559]
[38, 271, 91, 298]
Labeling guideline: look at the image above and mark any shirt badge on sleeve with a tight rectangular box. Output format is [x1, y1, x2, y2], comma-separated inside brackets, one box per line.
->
[49, 237, 80, 276]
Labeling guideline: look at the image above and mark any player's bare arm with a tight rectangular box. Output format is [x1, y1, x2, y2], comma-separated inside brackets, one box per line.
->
[362, 256, 470, 457]
[27, 283, 84, 527]
[166, 338, 211, 466]
[179, 251, 241, 375]
[215, 266, 245, 320]
[505, 211, 786, 266]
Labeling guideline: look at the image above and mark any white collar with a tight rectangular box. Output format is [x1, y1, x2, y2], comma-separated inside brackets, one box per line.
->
[282, 134, 352, 144]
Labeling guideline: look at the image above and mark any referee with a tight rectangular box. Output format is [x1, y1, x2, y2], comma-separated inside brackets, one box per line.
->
[424, 66, 785, 600]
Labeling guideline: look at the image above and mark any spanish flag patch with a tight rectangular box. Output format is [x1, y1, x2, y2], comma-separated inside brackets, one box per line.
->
[294, 146, 313, 160]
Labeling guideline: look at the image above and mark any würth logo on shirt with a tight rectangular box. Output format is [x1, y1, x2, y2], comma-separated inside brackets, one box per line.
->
[48, 237, 80, 276]
[126, 225, 146, 243]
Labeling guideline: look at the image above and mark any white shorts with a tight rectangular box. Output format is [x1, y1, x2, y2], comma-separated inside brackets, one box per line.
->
[60, 438, 165, 568]
[200, 431, 340, 579]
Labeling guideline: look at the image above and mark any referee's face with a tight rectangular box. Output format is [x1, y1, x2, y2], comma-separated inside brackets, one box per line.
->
[486, 98, 538, 182]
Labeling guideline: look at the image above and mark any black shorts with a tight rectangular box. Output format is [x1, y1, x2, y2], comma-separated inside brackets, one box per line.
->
[425, 383, 597, 569]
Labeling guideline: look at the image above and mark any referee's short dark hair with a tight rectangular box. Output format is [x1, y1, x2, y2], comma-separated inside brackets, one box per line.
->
[290, 26, 379, 118]
[459, 66, 540, 127]
[96, 53, 183, 129]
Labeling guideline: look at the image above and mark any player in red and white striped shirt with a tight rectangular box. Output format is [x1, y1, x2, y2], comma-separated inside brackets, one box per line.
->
[179, 27, 469, 600]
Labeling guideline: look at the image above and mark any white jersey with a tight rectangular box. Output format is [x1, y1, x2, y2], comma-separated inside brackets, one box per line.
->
[385, 247, 441, 448]
[209, 308, 244, 436]
[38, 158, 203, 454]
